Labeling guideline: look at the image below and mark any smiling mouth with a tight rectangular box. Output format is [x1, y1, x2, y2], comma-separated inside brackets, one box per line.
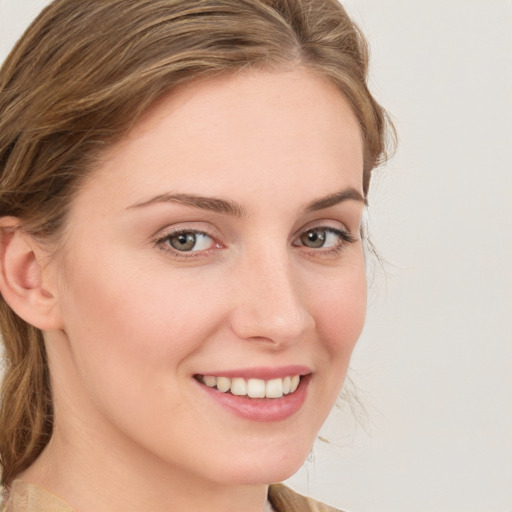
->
[194, 374, 302, 399]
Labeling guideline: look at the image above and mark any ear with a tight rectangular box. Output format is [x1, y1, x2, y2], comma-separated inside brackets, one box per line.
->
[0, 217, 62, 331]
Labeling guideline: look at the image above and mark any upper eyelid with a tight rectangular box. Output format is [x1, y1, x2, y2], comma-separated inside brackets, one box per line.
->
[157, 229, 214, 241]
[292, 219, 353, 239]
[153, 222, 219, 241]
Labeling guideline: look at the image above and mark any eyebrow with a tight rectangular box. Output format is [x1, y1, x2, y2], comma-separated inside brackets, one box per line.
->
[303, 187, 366, 211]
[127, 192, 246, 217]
[127, 187, 365, 216]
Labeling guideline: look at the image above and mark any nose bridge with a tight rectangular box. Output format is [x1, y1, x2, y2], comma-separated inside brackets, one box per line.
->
[229, 243, 314, 345]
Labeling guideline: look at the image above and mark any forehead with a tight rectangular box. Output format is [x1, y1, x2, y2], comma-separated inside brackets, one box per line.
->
[76, 68, 364, 212]
[130, 67, 362, 157]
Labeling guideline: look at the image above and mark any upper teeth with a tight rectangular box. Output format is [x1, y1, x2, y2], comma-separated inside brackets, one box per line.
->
[199, 375, 301, 399]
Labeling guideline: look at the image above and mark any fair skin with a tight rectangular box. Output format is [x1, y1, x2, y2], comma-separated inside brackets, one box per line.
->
[2, 68, 365, 512]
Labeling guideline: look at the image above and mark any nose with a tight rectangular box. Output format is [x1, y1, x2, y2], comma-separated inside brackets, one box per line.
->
[228, 248, 315, 347]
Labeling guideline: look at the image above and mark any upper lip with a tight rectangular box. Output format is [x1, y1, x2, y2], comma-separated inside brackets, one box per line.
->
[194, 365, 312, 380]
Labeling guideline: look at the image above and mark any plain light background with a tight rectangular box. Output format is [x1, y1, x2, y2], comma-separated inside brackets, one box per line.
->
[1, 1, 511, 511]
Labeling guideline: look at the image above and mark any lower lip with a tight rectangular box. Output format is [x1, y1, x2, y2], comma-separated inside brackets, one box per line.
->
[196, 375, 311, 423]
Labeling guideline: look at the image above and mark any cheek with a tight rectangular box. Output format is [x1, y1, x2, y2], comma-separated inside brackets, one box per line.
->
[56, 251, 223, 382]
[306, 262, 366, 416]
[53, 256, 230, 443]
[309, 261, 367, 357]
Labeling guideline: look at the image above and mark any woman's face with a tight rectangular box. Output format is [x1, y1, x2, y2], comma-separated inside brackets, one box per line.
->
[47, 68, 366, 485]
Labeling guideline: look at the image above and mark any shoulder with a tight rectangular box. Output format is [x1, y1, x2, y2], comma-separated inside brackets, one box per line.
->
[1, 481, 73, 512]
[268, 484, 345, 512]
[3, 480, 346, 512]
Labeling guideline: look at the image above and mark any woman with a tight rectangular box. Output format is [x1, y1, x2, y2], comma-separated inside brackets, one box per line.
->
[0, 1, 391, 511]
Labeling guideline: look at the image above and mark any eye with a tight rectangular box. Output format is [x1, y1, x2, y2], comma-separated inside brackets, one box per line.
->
[160, 230, 216, 253]
[300, 228, 332, 248]
[294, 226, 356, 252]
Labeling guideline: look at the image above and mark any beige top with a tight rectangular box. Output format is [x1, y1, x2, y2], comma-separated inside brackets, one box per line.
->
[2, 480, 343, 512]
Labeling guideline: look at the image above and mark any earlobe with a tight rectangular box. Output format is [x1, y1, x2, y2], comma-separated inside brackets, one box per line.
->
[0, 217, 62, 331]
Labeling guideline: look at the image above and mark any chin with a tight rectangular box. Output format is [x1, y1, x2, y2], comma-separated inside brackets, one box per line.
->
[207, 438, 314, 486]
[220, 463, 305, 486]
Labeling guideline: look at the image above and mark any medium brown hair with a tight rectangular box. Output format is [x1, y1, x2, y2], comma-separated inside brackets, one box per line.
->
[0, 0, 392, 486]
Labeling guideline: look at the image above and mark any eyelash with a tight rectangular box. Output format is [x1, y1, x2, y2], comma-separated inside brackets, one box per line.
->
[154, 225, 356, 259]
[293, 227, 357, 257]
[155, 227, 220, 259]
